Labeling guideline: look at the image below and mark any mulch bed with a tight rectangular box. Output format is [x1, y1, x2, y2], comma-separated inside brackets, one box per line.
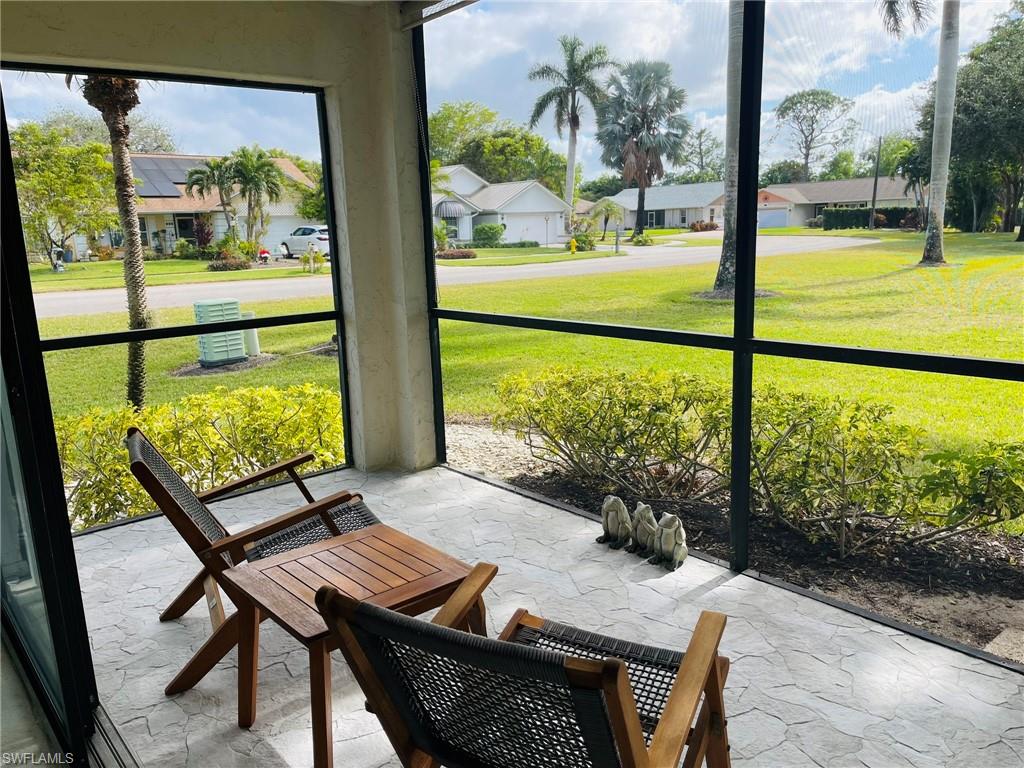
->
[509, 470, 1024, 657]
[171, 354, 278, 377]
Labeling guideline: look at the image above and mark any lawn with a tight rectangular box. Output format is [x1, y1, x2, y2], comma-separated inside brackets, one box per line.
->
[29, 258, 327, 292]
[39, 231, 1022, 451]
[438, 246, 608, 267]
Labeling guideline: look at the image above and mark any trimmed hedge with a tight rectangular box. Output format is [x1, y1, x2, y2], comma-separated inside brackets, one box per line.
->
[56, 385, 345, 530]
[436, 249, 477, 259]
[469, 240, 540, 249]
[822, 206, 915, 230]
[495, 367, 1023, 557]
[472, 223, 504, 247]
[207, 257, 252, 271]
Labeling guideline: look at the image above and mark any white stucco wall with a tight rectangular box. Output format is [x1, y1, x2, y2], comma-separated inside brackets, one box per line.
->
[2, 1, 436, 471]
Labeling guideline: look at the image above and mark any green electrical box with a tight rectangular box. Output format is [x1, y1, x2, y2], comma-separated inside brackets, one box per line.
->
[194, 299, 247, 367]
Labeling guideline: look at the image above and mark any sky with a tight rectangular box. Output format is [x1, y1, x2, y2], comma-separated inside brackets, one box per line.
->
[423, 0, 1012, 179]
[0, 0, 1011, 178]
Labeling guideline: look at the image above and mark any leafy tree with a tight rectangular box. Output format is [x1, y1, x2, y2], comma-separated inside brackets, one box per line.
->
[268, 148, 327, 224]
[528, 35, 612, 210]
[891, 139, 929, 227]
[758, 159, 805, 188]
[68, 75, 151, 409]
[428, 101, 503, 165]
[456, 126, 569, 195]
[185, 157, 238, 231]
[596, 60, 689, 236]
[676, 127, 724, 181]
[11, 124, 118, 264]
[588, 198, 625, 240]
[38, 107, 176, 153]
[577, 172, 631, 200]
[773, 89, 856, 181]
[818, 150, 858, 180]
[867, 133, 918, 178]
[429, 158, 454, 196]
[949, 2, 1023, 238]
[230, 146, 284, 248]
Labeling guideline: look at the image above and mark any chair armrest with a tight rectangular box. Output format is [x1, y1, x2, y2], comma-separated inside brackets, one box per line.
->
[199, 489, 359, 562]
[431, 563, 498, 629]
[647, 610, 727, 768]
[197, 452, 316, 502]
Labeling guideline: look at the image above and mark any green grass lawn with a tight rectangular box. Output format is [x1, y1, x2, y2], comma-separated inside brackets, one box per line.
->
[438, 246, 607, 267]
[29, 259, 328, 292]
[39, 231, 1022, 451]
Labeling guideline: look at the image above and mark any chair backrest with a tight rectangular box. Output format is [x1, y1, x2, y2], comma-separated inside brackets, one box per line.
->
[126, 427, 229, 558]
[321, 596, 629, 768]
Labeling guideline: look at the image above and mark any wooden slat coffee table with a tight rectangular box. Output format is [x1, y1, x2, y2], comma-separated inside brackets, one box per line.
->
[221, 524, 482, 768]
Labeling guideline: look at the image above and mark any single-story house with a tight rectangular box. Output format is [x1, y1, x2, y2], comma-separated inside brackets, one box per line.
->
[757, 177, 919, 227]
[602, 176, 919, 230]
[603, 181, 724, 230]
[74, 152, 320, 258]
[432, 165, 571, 245]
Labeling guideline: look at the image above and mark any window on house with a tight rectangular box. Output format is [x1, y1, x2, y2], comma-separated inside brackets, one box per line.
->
[443, 216, 459, 239]
[138, 216, 148, 247]
[709, 208, 715, 222]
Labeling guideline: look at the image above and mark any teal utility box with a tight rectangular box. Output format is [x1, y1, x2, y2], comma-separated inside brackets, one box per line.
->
[194, 299, 247, 367]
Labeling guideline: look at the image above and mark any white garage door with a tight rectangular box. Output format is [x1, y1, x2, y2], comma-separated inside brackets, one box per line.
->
[266, 216, 321, 251]
[757, 209, 788, 229]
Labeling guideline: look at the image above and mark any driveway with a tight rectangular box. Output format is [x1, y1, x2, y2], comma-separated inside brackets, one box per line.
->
[32, 235, 876, 318]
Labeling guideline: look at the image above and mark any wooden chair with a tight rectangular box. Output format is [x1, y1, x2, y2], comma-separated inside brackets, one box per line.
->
[125, 426, 380, 694]
[316, 566, 732, 768]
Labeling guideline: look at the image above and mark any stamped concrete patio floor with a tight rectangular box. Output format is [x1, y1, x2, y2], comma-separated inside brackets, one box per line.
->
[74, 467, 1023, 768]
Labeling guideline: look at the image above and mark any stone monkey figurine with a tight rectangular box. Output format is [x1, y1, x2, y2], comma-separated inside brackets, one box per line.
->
[596, 495, 633, 549]
[626, 503, 658, 557]
[648, 513, 688, 570]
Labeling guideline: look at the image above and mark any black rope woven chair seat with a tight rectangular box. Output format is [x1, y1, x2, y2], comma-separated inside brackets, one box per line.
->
[510, 619, 684, 744]
[244, 499, 380, 562]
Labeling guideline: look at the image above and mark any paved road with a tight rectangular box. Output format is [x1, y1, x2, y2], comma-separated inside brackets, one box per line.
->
[32, 235, 875, 318]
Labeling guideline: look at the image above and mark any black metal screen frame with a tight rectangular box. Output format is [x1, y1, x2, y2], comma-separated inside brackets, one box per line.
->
[413, 4, 1023, 576]
[1, 61, 355, 466]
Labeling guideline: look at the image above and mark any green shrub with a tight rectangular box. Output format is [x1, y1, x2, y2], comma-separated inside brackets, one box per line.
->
[822, 207, 915, 230]
[214, 233, 243, 259]
[477, 240, 540, 249]
[238, 240, 259, 258]
[494, 367, 1022, 557]
[805, 216, 823, 228]
[494, 368, 730, 499]
[436, 249, 477, 260]
[433, 222, 449, 253]
[631, 232, 655, 246]
[173, 239, 197, 259]
[472, 223, 505, 247]
[914, 442, 1024, 543]
[55, 384, 345, 530]
[566, 232, 598, 251]
[750, 389, 921, 557]
[300, 248, 326, 273]
[207, 258, 251, 271]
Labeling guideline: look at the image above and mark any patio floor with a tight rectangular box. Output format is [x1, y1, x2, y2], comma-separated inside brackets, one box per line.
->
[74, 467, 1024, 768]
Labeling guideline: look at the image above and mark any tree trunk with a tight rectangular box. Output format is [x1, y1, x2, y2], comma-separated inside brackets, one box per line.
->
[714, 0, 744, 293]
[921, 0, 959, 265]
[602, 215, 609, 241]
[564, 125, 577, 233]
[868, 135, 881, 230]
[634, 183, 647, 237]
[104, 108, 150, 407]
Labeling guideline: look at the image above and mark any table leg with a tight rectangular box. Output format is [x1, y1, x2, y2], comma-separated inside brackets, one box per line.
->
[309, 639, 333, 768]
[238, 603, 260, 728]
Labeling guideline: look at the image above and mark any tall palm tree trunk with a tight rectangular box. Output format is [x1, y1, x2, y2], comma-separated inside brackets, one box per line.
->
[714, 0, 744, 292]
[921, 0, 959, 264]
[564, 125, 577, 221]
[635, 182, 648, 237]
[82, 77, 150, 408]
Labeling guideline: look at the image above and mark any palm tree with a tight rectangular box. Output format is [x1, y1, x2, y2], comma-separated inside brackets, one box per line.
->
[713, 1, 745, 293]
[430, 158, 453, 196]
[68, 75, 150, 408]
[230, 146, 284, 248]
[878, 0, 957, 264]
[185, 157, 236, 234]
[589, 198, 625, 240]
[528, 35, 612, 215]
[596, 60, 689, 237]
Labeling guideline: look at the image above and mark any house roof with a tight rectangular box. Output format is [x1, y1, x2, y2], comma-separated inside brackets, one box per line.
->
[464, 180, 572, 213]
[130, 152, 314, 214]
[766, 176, 914, 205]
[606, 181, 724, 211]
[575, 199, 596, 215]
